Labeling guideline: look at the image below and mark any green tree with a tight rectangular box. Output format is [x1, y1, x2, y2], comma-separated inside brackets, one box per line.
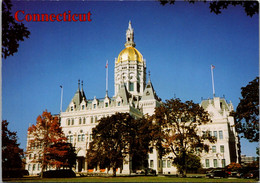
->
[234, 77, 259, 142]
[130, 117, 153, 171]
[152, 98, 215, 177]
[27, 111, 74, 178]
[2, 0, 30, 58]
[159, 0, 258, 17]
[2, 120, 24, 177]
[87, 113, 153, 176]
[173, 152, 202, 173]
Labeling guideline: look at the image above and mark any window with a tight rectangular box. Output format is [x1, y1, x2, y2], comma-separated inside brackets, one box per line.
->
[78, 135, 81, 141]
[212, 146, 216, 153]
[213, 131, 218, 139]
[71, 106, 73, 111]
[91, 117, 93, 123]
[34, 154, 37, 159]
[29, 154, 32, 159]
[72, 119, 74, 125]
[79, 118, 82, 125]
[195, 147, 200, 154]
[162, 160, 166, 168]
[205, 159, 210, 167]
[95, 116, 98, 123]
[68, 119, 70, 125]
[213, 159, 218, 168]
[105, 102, 108, 107]
[220, 145, 224, 153]
[38, 164, 41, 170]
[78, 134, 85, 142]
[118, 102, 121, 106]
[209, 131, 212, 137]
[82, 105, 85, 110]
[83, 118, 86, 124]
[167, 160, 171, 168]
[67, 135, 73, 143]
[129, 82, 134, 91]
[33, 164, 36, 171]
[150, 160, 154, 168]
[93, 104, 96, 109]
[28, 164, 31, 171]
[158, 160, 161, 168]
[222, 159, 226, 167]
[219, 131, 223, 139]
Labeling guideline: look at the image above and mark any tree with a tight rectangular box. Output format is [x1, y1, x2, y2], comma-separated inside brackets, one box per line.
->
[2, 120, 24, 177]
[227, 162, 242, 171]
[27, 111, 75, 178]
[2, 0, 30, 59]
[129, 117, 154, 171]
[234, 77, 259, 142]
[47, 142, 77, 170]
[87, 113, 153, 176]
[152, 98, 215, 177]
[159, 0, 259, 17]
[173, 152, 202, 173]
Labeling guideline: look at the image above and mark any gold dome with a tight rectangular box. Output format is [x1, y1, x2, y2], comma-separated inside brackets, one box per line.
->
[117, 46, 143, 63]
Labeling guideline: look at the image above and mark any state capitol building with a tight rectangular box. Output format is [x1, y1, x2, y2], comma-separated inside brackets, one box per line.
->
[26, 22, 240, 175]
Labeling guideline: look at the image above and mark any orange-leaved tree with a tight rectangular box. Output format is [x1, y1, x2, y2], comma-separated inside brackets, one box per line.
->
[27, 111, 76, 177]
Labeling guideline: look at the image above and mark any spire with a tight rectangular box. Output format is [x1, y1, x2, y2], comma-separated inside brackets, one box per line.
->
[148, 70, 151, 82]
[81, 80, 86, 99]
[78, 79, 80, 91]
[125, 21, 136, 48]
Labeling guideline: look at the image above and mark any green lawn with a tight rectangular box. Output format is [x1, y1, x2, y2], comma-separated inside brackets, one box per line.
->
[3, 176, 259, 182]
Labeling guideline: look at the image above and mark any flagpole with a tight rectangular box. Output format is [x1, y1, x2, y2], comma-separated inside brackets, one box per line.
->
[211, 65, 215, 97]
[60, 85, 63, 113]
[106, 60, 108, 96]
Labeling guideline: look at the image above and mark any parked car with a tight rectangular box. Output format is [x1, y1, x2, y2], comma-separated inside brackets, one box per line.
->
[206, 170, 228, 178]
[243, 170, 259, 179]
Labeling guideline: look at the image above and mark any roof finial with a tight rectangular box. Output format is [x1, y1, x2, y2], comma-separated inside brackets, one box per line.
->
[78, 79, 80, 90]
[81, 80, 83, 90]
[128, 20, 132, 30]
[148, 70, 151, 81]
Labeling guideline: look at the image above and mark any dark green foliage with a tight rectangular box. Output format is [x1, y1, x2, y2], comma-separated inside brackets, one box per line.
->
[173, 152, 202, 174]
[234, 77, 259, 142]
[152, 98, 215, 177]
[42, 169, 76, 178]
[2, 120, 24, 177]
[2, 0, 30, 58]
[159, 0, 259, 17]
[87, 113, 152, 176]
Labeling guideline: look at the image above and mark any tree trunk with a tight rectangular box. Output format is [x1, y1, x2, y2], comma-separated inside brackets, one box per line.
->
[113, 167, 117, 177]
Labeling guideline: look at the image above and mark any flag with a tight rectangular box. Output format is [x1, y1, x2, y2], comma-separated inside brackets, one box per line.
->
[105, 60, 108, 68]
[211, 65, 215, 69]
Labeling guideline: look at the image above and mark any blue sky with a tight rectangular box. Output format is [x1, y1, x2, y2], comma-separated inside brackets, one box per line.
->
[3, 1, 259, 156]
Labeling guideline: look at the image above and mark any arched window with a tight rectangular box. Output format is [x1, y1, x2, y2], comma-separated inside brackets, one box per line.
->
[33, 164, 36, 171]
[79, 118, 82, 125]
[28, 164, 31, 171]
